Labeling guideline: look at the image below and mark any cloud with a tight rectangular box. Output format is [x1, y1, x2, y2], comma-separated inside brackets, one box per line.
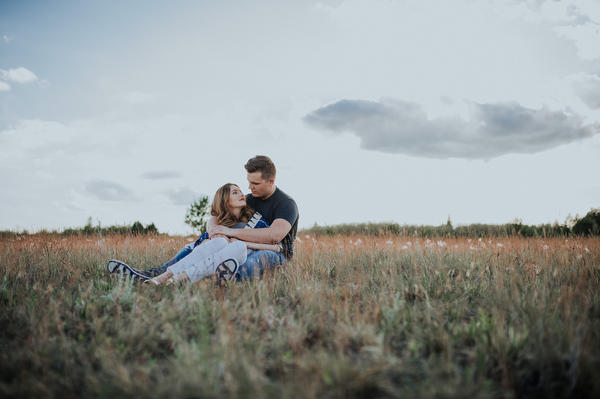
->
[140, 170, 183, 180]
[0, 81, 9, 91]
[2, 35, 13, 43]
[543, 2, 600, 59]
[116, 91, 158, 105]
[0, 67, 37, 83]
[165, 187, 203, 206]
[85, 179, 136, 201]
[303, 98, 600, 160]
[574, 76, 600, 109]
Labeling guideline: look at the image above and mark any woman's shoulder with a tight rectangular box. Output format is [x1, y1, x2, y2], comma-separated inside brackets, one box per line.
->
[233, 222, 247, 229]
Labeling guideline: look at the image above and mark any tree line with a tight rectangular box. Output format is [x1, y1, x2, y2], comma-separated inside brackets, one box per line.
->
[1, 205, 598, 239]
[302, 208, 600, 238]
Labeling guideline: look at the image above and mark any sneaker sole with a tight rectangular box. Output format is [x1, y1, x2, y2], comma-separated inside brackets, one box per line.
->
[215, 258, 239, 283]
[106, 259, 151, 280]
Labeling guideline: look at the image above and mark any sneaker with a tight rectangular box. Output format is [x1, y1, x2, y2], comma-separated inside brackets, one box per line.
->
[214, 259, 239, 284]
[106, 259, 152, 281]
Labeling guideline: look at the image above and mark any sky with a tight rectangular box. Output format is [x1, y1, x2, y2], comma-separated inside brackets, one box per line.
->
[1, 0, 599, 235]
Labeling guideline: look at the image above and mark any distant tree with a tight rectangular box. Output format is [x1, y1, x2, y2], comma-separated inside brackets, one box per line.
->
[185, 196, 210, 234]
[573, 208, 600, 236]
[144, 222, 158, 235]
[131, 221, 145, 235]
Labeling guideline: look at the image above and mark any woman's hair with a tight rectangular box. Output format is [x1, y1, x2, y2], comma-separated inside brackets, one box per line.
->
[210, 183, 254, 227]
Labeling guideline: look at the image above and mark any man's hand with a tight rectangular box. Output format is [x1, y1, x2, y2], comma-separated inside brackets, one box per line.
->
[209, 225, 235, 239]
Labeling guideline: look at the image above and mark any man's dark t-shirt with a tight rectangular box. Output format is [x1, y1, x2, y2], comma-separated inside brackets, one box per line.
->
[246, 187, 298, 259]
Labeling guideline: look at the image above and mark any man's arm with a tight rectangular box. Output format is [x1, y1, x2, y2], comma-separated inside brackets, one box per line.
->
[210, 219, 291, 244]
[243, 241, 281, 251]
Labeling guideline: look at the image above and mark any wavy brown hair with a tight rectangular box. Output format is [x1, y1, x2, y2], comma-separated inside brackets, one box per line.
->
[210, 183, 254, 227]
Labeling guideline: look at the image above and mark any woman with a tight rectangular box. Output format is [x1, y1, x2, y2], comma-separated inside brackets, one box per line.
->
[146, 183, 281, 285]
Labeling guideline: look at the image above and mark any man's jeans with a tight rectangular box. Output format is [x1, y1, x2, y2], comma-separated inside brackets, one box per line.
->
[237, 250, 287, 280]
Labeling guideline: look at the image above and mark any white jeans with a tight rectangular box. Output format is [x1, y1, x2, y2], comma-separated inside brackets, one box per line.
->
[167, 237, 247, 283]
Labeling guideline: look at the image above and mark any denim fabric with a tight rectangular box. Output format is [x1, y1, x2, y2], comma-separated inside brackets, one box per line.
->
[143, 212, 280, 279]
[237, 250, 287, 280]
[146, 243, 194, 277]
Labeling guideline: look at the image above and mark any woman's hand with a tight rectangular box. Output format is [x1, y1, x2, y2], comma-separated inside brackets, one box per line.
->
[210, 225, 234, 238]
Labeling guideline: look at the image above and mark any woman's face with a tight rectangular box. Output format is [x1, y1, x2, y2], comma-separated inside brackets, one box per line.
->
[228, 185, 246, 209]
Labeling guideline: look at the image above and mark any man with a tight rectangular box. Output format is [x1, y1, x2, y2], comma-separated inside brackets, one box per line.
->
[210, 155, 299, 279]
[107, 155, 298, 281]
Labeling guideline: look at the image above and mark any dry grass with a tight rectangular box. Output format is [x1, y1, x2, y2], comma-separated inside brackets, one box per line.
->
[1, 233, 599, 398]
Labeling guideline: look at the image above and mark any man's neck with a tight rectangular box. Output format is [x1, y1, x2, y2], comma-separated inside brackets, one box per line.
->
[261, 185, 277, 200]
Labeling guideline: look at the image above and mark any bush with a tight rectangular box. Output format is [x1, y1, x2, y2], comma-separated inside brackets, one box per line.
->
[573, 208, 600, 236]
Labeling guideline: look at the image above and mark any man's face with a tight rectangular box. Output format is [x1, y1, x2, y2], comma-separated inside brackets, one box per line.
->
[247, 171, 273, 199]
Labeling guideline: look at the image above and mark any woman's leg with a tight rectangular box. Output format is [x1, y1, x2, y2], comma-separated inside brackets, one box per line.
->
[183, 241, 247, 283]
[149, 238, 228, 285]
[168, 237, 229, 275]
[144, 243, 195, 277]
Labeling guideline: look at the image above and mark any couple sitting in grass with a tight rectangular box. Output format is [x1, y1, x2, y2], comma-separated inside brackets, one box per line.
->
[107, 155, 299, 284]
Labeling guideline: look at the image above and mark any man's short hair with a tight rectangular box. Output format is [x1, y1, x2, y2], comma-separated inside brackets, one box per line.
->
[245, 155, 276, 181]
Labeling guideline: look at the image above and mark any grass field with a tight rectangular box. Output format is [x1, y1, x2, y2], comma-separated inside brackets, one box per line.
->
[1, 233, 599, 398]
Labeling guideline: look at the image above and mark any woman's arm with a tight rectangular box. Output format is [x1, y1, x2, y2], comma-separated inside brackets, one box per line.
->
[206, 216, 219, 234]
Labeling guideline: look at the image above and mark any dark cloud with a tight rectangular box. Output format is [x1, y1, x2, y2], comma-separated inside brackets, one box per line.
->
[574, 77, 600, 109]
[85, 179, 136, 201]
[165, 187, 202, 206]
[565, 4, 597, 26]
[140, 170, 183, 180]
[303, 98, 599, 160]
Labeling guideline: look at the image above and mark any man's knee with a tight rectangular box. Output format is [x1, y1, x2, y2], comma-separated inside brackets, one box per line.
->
[237, 251, 284, 280]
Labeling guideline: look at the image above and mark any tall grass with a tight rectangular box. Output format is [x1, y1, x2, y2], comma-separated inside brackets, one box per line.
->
[1, 233, 599, 398]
